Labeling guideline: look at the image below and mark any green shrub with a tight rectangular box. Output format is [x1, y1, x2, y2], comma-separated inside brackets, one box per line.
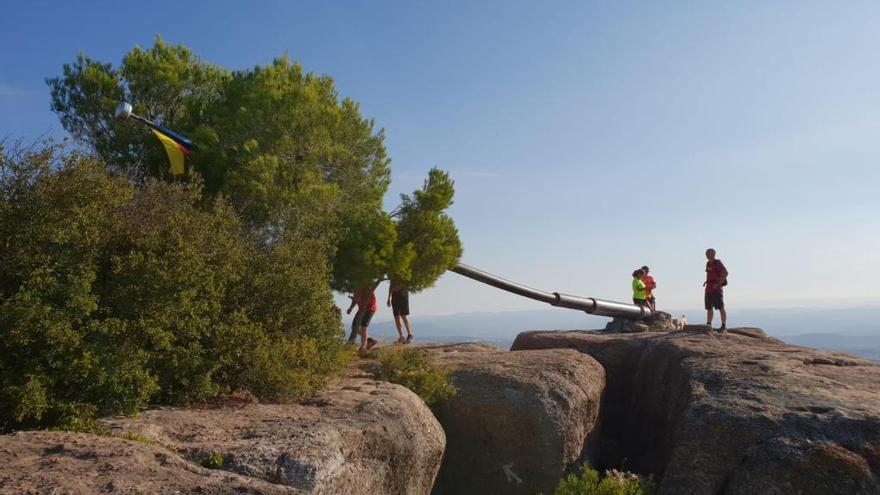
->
[199, 452, 225, 469]
[0, 144, 347, 431]
[374, 348, 455, 406]
[121, 432, 178, 453]
[545, 464, 656, 495]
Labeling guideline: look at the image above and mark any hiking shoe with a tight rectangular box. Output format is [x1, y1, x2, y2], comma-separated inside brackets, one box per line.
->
[405, 335, 413, 344]
[366, 337, 377, 350]
[396, 337, 406, 344]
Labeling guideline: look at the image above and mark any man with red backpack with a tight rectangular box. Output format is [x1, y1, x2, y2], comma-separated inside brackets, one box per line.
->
[704, 248, 728, 333]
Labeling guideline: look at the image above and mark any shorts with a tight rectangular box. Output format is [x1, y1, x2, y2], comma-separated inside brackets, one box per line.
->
[705, 291, 724, 310]
[633, 298, 649, 307]
[360, 309, 375, 328]
[392, 290, 410, 317]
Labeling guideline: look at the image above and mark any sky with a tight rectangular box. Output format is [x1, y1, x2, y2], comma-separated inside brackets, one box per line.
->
[2, 0, 880, 318]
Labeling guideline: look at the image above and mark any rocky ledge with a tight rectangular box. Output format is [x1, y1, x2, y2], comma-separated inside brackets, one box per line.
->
[0, 430, 304, 495]
[423, 343, 604, 495]
[512, 328, 880, 494]
[2, 327, 878, 495]
[0, 376, 445, 495]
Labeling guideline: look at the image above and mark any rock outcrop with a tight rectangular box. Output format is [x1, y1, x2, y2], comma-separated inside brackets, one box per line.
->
[423, 343, 605, 495]
[99, 377, 445, 495]
[0, 430, 304, 495]
[512, 328, 880, 494]
[0, 376, 444, 495]
[605, 310, 676, 333]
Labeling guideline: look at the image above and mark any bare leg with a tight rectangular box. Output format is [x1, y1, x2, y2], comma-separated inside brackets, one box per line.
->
[394, 315, 404, 339]
[349, 309, 362, 342]
[706, 309, 714, 326]
[402, 315, 412, 337]
[359, 326, 368, 348]
[720, 309, 727, 326]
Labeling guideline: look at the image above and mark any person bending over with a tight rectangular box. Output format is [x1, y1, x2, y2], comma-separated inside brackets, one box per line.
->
[346, 285, 378, 351]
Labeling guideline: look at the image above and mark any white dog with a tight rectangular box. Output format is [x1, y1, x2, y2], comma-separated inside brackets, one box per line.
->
[672, 314, 688, 330]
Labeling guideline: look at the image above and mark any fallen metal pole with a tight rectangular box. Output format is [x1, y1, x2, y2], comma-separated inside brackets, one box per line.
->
[450, 263, 652, 320]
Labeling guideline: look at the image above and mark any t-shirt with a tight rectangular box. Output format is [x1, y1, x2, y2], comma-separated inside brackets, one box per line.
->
[632, 278, 647, 300]
[391, 287, 409, 302]
[705, 259, 727, 293]
[641, 275, 656, 297]
[356, 290, 378, 312]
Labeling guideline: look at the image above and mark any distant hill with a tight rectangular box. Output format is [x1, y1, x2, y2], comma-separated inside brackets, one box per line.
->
[363, 306, 880, 361]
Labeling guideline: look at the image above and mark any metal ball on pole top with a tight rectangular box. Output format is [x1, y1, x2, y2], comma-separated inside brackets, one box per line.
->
[114, 101, 193, 177]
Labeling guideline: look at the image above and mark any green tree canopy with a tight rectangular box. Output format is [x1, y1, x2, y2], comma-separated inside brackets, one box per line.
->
[47, 36, 460, 298]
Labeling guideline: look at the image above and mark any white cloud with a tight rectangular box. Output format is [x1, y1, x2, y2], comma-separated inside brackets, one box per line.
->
[0, 83, 26, 97]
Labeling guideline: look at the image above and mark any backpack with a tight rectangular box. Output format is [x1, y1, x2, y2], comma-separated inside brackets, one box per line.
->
[708, 260, 728, 286]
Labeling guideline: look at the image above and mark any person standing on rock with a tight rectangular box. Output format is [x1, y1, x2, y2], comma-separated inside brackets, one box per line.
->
[704, 248, 728, 332]
[346, 285, 378, 351]
[632, 269, 649, 308]
[387, 281, 413, 344]
[641, 265, 657, 311]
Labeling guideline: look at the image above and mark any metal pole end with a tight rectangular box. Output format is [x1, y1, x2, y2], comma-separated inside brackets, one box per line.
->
[114, 101, 133, 120]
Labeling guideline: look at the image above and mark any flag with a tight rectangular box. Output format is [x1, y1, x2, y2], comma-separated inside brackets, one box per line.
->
[150, 125, 193, 176]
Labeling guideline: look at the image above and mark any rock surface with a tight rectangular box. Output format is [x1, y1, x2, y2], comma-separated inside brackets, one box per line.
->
[423, 343, 605, 495]
[0, 430, 303, 494]
[512, 328, 880, 494]
[96, 377, 444, 495]
[605, 310, 676, 333]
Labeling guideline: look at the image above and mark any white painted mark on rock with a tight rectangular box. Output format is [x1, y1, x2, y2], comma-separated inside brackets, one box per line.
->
[503, 463, 523, 484]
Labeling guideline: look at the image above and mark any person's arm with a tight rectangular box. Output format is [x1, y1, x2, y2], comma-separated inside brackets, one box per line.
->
[346, 295, 357, 315]
[387, 285, 393, 307]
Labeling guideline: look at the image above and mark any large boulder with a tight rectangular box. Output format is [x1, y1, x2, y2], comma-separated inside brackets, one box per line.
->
[423, 343, 605, 495]
[99, 376, 445, 495]
[0, 430, 303, 494]
[512, 329, 880, 494]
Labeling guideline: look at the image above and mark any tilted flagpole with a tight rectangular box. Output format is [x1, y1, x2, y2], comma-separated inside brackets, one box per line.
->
[114, 101, 193, 176]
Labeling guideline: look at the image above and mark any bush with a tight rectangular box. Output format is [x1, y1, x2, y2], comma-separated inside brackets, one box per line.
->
[199, 452, 225, 469]
[545, 464, 656, 495]
[0, 144, 349, 431]
[374, 347, 455, 406]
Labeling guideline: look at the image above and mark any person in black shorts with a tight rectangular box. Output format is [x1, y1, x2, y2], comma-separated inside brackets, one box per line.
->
[703, 248, 728, 333]
[387, 281, 413, 344]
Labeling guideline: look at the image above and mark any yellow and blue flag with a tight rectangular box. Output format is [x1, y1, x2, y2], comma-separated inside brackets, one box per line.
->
[149, 125, 193, 176]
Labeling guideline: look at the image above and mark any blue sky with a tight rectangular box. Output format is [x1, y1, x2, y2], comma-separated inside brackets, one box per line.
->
[2, 1, 880, 318]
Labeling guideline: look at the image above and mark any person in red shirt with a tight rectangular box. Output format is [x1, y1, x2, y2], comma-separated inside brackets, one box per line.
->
[346, 285, 378, 351]
[640, 265, 657, 311]
[704, 248, 728, 332]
